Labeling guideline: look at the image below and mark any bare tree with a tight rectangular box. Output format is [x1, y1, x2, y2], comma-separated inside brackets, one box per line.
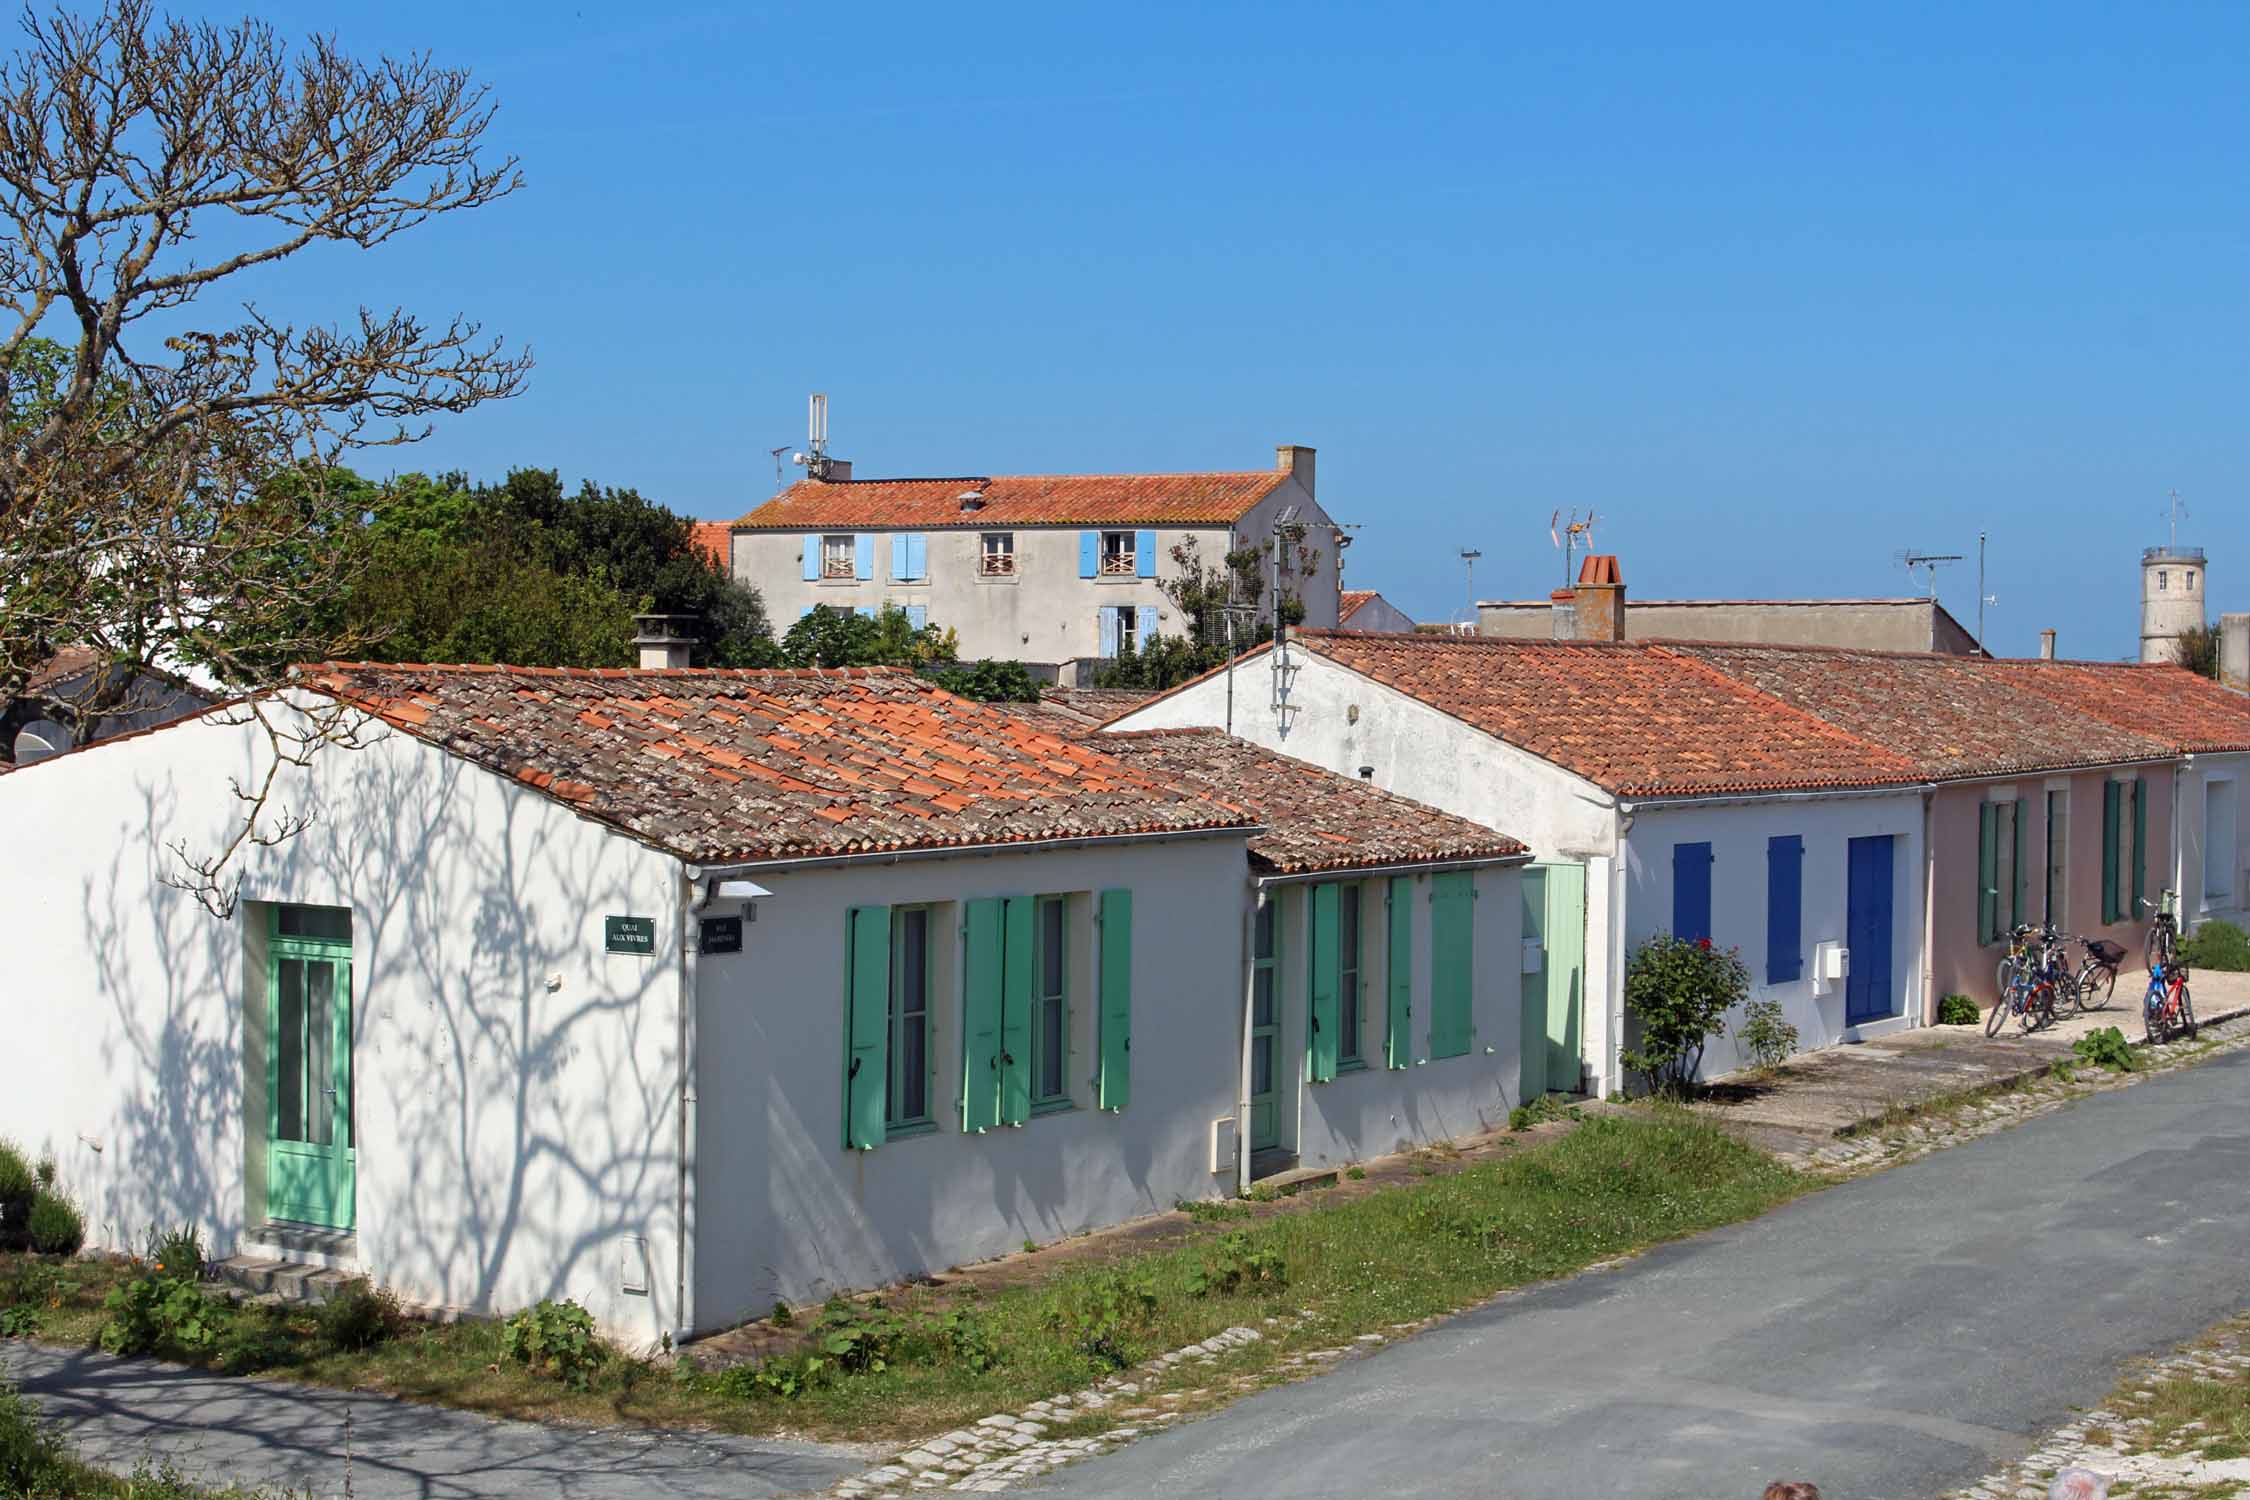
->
[0, 0, 528, 910]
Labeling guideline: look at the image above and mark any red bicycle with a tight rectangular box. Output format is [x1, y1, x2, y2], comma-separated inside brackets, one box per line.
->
[2143, 961, 2198, 1045]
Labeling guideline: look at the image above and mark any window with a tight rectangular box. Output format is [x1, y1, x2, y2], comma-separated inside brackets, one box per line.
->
[1250, 900, 1277, 1146]
[1338, 884, 1362, 1066]
[2158, 570, 2169, 592]
[1766, 836, 1803, 984]
[1099, 605, 1157, 657]
[277, 904, 352, 942]
[1100, 530, 1136, 576]
[1978, 799, 2022, 946]
[2046, 789, 2069, 923]
[1672, 842, 1713, 943]
[2188, 570, 2199, 593]
[888, 908, 931, 1128]
[1033, 896, 1069, 1107]
[981, 532, 1016, 576]
[822, 534, 856, 580]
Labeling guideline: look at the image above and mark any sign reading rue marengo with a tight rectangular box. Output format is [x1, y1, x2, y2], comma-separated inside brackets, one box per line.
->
[605, 916, 657, 955]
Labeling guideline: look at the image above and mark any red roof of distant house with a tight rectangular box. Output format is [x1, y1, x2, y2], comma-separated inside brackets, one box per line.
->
[734, 470, 1292, 531]
[1984, 659, 2250, 755]
[294, 663, 1256, 863]
[1338, 590, 1377, 623]
[689, 522, 732, 568]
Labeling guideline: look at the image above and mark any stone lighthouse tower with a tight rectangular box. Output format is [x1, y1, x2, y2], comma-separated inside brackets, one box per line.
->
[2141, 544, 2207, 663]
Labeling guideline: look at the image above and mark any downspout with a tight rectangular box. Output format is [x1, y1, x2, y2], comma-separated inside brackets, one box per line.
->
[1237, 886, 1266, 1196]
[1920, 787, 1937, 1025]
[2175, 754, 2192, 928]
[1608, 809, 1633, 1096]
[674, 868, 701, 1346]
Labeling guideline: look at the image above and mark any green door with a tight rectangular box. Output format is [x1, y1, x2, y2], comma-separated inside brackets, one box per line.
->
[267, 906, 355, 1230]
[1541, 863, 1587, 1093]
[1250, 900, 1279, 1151]
[1519, 868, 1550, 1100]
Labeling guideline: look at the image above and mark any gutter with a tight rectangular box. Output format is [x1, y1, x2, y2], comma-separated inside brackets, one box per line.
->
[1619, 783, 1938, 813]
[684, 824, 1259, 882]
[1237, 887, 1267, 1196]
[1249, 851, 1532, 890]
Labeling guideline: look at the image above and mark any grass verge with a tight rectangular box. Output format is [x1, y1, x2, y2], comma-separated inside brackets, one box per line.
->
[4, 1110, 1804, 1447]
[2, 1378, 267, 1497]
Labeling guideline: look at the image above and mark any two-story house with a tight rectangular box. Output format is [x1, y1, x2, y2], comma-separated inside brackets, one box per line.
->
[727, 444, 1342, 681]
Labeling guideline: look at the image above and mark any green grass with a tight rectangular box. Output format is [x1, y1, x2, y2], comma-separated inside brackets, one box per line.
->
[1, 1111, 1805, 1447]
[2, 1378, 270, 1497]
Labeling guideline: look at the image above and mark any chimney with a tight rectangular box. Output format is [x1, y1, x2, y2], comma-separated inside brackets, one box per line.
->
[1569, 554, 1626, 642]
[2223, 613, 2250, 690]
[2039, 628, 2057, 660]
[1549, 588, 1577, 640]
[633, 614, 696, 670]
[1276, 444, 1315, 498]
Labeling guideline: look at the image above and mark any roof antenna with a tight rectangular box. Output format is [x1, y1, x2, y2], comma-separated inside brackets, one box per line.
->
[1895, 547, 1962, 603]
[768, 445, 790, 491]
[1552, 508, 1598, 588]
[793, 394, 834, 481]
[1457, 547, 1483, 635]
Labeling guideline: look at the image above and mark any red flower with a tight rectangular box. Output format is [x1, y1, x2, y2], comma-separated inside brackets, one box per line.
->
[1697, 937, 1712, 951]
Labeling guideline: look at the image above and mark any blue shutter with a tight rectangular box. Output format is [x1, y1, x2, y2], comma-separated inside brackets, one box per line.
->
[906, 604, 927, 630]
[1136, 605, 1158, 644]
[853, 534, 874, 580]
[961, 899, 1003, 1133]
[1766, 836, 1803, 984]
[891, 533, 926, 582]
[802, 535, 820, 582]
[1673, 842, 1713, 943]
[1098, 607, 1119, 656]
[909, 533, 927, 580]
[798, 604, 815, 620]
[1135, 529, 1157, 577]
[1079, 531, 1099, 578]
[855, 605, 876, 620]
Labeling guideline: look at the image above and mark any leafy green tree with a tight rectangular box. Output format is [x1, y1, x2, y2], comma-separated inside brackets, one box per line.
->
[2178, 623, 2222, 681]
[925, 659, 1043, 703]
[780, 605, 955, 669]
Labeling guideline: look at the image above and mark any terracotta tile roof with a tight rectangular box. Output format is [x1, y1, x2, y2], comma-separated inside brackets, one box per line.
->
[734, 470, 1291, 531]
[294, 663, 1255, 864]
[688, 521, 732, 568]
[1284, 631, 1928, 797]
[1096, 727, 1528, 874]
[1986, 660, 2250, 754]
[1664, 643, 2178, 778]
[20, 646, 104, 693]
[1338, 590, 1377, 623]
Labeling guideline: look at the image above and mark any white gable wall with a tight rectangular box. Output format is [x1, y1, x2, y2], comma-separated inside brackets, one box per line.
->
[2175, 751, 2250, 931]
[0, 700, 689, 1343]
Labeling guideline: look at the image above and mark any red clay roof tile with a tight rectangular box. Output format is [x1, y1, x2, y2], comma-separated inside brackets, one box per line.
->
[734, 470, 1291, 531]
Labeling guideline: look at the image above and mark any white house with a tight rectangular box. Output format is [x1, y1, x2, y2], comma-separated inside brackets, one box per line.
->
[1107, 628, 1936, 1088]
[727, 445, 1344, 680]
[0, 659, 1539, 1346]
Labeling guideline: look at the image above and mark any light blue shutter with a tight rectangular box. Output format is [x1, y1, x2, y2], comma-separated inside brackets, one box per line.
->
[802, 535, 820, 582]
[1136, 605, 1158, 644]
[1307, 884, 1340, 1083]
[906, 604, 928, 630]
[891, 533, 927, 582]
[853, 534, 874, 579]
[1428, 873, 1473, 1059]
[1097, 889, 1133, 1110]
[1079, 531, 1099, 578]
[912, 533, 928, 580]
[1135, 530, 1157, 577]
[798, 605, 815, 620]
[855, 605, 875, 620]
[1098, 607, 1119, 656]
[844, 907, 891, 1150]
[1001, 897, 1034, 1125]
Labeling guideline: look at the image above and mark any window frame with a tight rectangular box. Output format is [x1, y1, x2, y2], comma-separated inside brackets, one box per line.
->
[1099, 529, 1136, 577]
[1337, 883, 1364, 1068]
[1114, 605, 1141, 655]
[1031, 894, 1071, 1111]
[886, 905, 934, 1132]
[980, 531, 1017, 578]
[821, 533, 856, 581]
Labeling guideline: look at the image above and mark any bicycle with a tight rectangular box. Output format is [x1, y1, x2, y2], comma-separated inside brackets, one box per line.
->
[2140, 889, 2182, 973]
[2073, 935, 2124, 1011]
[1988, 925, 2065, 1035]
[2142, 959, 2197, 1045]
[1992, 924, 2040, 1029]
[2033, 924, 2083, 1017]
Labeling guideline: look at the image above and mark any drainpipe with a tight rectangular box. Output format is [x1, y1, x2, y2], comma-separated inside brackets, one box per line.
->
[1236, 887, 1266, 1196]
[674, 868, 701, 1346]
[1920, 788, 1937, 1025]
[2175, 755, 2192, 929]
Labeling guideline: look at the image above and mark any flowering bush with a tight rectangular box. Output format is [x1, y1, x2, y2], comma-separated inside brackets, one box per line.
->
[1622, 933, 1750, 1097]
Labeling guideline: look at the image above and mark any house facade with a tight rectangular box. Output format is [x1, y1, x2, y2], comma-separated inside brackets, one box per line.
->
[728, 445, 1343, 680]
[1338, 589, 1416, 634]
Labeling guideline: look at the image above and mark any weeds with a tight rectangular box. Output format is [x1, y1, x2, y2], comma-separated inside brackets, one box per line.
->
[2074, 1025, 2138, 1073]
[1175, 1198, 1250, 1224]
[1186, 1233, 1287, 1297]
[500, 1299, 608, 1388]
[1508, 1094, 1583, 1131]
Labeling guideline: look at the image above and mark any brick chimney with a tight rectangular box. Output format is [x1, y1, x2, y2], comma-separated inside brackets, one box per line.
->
[1276, 444, 1315, 498]
[633, 614, 696, 670]
[1568, 555, 1626, 642]
[2039, 629, 2057, 660]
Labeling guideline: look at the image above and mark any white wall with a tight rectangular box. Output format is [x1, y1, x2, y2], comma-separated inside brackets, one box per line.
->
[1260, 867, 1526, 1173]
[1620, 793, 1927, 1079]
[0, 701, 690, 1344]
[2176, 752, 2250, 930]
[690, 834, 1249, 1330]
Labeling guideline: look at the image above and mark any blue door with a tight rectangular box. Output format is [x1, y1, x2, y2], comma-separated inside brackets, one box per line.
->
[1846, 835, 1895, 1025]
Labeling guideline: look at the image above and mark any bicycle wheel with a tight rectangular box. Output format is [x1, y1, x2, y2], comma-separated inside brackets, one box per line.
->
[2146, 922, 2175, 974]
[2179, 983, 2197, 1041]
[1986, 986, 2011, 1037]
[2052, 970, 2081, 1018]
[2145, 987, 2165, 1046]
[1996, 955, 2017, 1003]
[2021, 984, 2048, 1034]
[2077, 961, 2115, 1011]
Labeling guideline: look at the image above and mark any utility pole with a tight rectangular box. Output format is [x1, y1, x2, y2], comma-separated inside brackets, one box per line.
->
[1977, 531, 1986, 652]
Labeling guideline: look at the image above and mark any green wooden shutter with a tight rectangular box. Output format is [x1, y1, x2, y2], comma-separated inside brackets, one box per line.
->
[1543, 864, 1587, 1093]
[2102, 780, 2122, 924]
[1429, 872, 1474, 1059]
[1977, 802, 1999, 946]
[1518, 869, 1549, 1100]
[2132, 775, 2148, 922]
[2011, 801, 2026, 932]
[1307, 884, 1340, 1084]
[844, 906, 892, 1150]
[1000, 896, 1035, 1125]
[1097, 889, 1133, 1111]
[1385, 877, 1412, 1069]
[961, 898, 1004, 1133]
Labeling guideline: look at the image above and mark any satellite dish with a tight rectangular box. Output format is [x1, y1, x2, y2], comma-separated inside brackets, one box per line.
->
[12, 719, 72, 765]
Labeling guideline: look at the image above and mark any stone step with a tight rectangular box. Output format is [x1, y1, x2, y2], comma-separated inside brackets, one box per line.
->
[209, 1255, 357, 1306]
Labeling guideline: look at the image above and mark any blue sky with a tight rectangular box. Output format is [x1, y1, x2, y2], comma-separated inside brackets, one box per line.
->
[195, 1, 2248, 659]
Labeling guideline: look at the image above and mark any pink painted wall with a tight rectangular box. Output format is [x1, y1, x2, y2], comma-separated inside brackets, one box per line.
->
[1926, 766, 2172, 1011]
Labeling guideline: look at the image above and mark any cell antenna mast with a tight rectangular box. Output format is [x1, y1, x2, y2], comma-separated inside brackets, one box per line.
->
[2166, 489, 2188, 549]
[1895, 548, 1962, 602]
[793, 393, 837, 481]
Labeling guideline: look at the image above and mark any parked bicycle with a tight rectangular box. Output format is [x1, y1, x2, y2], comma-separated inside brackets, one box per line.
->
[1988, 924, 2070, 1035]
[2140, 888, 2182, 973]
[2143, 959, 2197, 1044]
[2073, 935, 2124, 1011]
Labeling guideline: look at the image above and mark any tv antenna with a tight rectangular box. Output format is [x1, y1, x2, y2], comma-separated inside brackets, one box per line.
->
[1551, 508, 1598, 587]
[1458, 547, 1483, 633]
[1895, 547, 1962, 602]
[768, 446, 790, 489]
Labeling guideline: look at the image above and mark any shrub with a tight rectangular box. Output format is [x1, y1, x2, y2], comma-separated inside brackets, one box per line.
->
[1187, 1231, 1288, 1297]
[0, 1143, 33, 1246]
[149, 1224, 206, 1281]
[100, 1274, 232, 1359]
[501, 1298, 608, 1387]
[1735, 999, 1800, 1070]
[1041, 1267, 1159, 1371]
[1622, 933, 1750, 1097]
[812, 1298, 909, 1376]
[25, 1191, 83, 1256]
[0, 1380, 77, 1498]
[2073, 1025, 2138, 1073]
[929, 1308, 1001, 1373]
[1936, 993, 1981, 1026]
[2181, 919, 2250, 972]
[316, 1279, 404, 1351]
[1509, 1093, 1580, 1131]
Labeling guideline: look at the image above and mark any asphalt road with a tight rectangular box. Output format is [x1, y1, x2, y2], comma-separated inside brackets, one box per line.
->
[1030, 1046, 2250, 1500]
